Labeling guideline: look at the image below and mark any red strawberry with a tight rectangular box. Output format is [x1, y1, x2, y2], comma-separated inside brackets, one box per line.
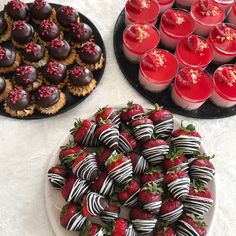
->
[120, 101, 144, 124]
[172, 124, 200, 138]
[80, 222, 105, 236]
[60, 203, 86, 231]
[96, 147, 114, 168]
[129, 0, 143, 11]
[117, 130, 137, 153]
[111, 218, 129, 236]
[129, 152, 149, 175]
[154, 225, 176, 236]
[100, 201, 120, 223]
[141, 167, 164, 186]
[199, 0, 213, 12]
[163, 9, 178, 26]
[187, 35, 199, 52]
[48, 165, 69, 189]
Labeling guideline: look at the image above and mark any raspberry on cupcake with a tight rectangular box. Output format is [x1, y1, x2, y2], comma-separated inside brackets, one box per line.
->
[0, 76, 13, 102]
[0, 16, 12, 42]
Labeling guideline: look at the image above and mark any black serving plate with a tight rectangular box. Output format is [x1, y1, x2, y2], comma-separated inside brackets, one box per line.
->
[113, 9, 236, 119]
[0, 3, 106, 120]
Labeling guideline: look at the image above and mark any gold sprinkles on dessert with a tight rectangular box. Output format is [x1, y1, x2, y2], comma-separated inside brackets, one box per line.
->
[189, 69, 200, 85]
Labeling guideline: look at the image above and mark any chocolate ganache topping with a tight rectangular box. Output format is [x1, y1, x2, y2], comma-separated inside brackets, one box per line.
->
[38, 19, 60, 42]
[0, 46, 16, 67]
[23, 42, 45, 62]
[0, 17, 7, 36]
[70, 22, 93, 44]
[69, 66, 93, 87]
[48, 38, 71, 60]
[14, 65, 37, 87]
[30, 0, 53, 21]
[12, 21, 34, 44]
[5, 0, 29, 21]
[0, 77, 6, 93]
[79, 42, 102, 64]
[56, 6, 78, 27]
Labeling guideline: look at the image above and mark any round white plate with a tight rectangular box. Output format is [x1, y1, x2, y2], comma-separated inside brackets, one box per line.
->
[45, 118, 217, 236]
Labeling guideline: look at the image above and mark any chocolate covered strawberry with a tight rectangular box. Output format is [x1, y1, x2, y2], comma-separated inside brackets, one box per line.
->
[100, 201, 120, 223]
[171, 124, 201, 156]
[60, 203, 86, 231]
[48, 165, 69, 189]
[154, 225, 176, 236]
[149, 104, 174, 140]
[95, 106, 120, 127]
[96, 147, 115, 169]
[129, 152, 149, 175]
[189, 154, 215, 185]
[120, 101, 145, 124]
[177, 213, 207, 236]
[117, 179, 140, 207]
[80, 222, 106, 236]
[61, 175, 89, 203]
[141, 167, 164, 186]
[130, 207, 157, 234]
[96, 120, 119, 150]
[164, 168, 190, 200]
[106, 153, 133, 185]
[142, 138, 169, 165]
[116, 130, 137, 154]
[139, 182, 163, 214]
[110, 218, 137, 236]
[159, 199, 183, 224]
[184, 181, 213, 216]
[70, 119, 99, 147]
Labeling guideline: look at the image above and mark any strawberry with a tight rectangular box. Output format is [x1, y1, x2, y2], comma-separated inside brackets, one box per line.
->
[100, 201, 120, 223]
[148, 104, 174, 140]
[96, 147, 115, 168]
[139, 182, 163, 214]
[187, 35, 199, 52]
[48, 165, 69, 189]
[154, 225, 176, 236]
[60, 203, 86, 231]
[141, 138, 169, 165]
[199, 0, 213, 12]
[96, 120, 119, 150]
[129, 0, 143, 12]
[106, 153, 133, 185]
[61, 175, 89, 203]
[159, 199, 183, 224]
[163, 9, 178, 26]
[95, 106, 120, 127]
[120, 101, 144, 124]
[128, 152, 149, 175]
[172, 124, 201, 138]
[116, 130, 137, 153]
[141, 167, 164, 186]
[177, 213, 207, 236]
[70, 119, 98, 147]
[80, 222, 106, 236]
[117, 179, 140, 207]
[164, 168, 190, 200]
[110, 218, 136, 236]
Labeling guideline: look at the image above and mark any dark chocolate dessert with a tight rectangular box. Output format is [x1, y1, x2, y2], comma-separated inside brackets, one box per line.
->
[0, 46, 16, 67]
[70, 22, 92, 45]
[5, 0, 29, 21]
[30, 0, 53, 21]
[0, 17, 8, 36]
[69, 66, 93, 87]
[23, 42, 45, 63]
[0, 77, 6, 93]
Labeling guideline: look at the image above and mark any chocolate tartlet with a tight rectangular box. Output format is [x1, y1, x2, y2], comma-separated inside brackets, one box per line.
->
[43, 61, 68, 88]
[77, 42, 104, 71]
[11, 21, 35, 48]
[0, 46, 21, 74]
[47, 38, 76, 65]
[14, 65, 43, 91]
[0, 76, 13, 101]
[35, 86, 66, 114]
[4, 88, 35, 117]
[70, 22, 93, 47]
[4, 0, 29, 23]
[67, 66, 96, 96]
[0, 16, 12, 42]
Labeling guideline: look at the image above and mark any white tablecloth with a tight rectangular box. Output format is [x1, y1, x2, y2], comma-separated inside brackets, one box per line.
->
[0, 0, 235, 235]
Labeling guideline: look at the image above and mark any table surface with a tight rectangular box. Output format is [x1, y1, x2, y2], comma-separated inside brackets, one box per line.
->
[0, 0, 235, 235]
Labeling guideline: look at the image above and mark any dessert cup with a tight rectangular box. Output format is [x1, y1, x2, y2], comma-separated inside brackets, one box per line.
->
[213, 0, 234, 13]
[227, 2, 236, 26]
[158, 0, 175, 14]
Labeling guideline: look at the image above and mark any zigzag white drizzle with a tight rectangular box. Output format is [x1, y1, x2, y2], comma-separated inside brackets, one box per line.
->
[160, 204, 183, 224]
[132, 123, 154, 142]
[142, 145, 169, 165]
[133, 154, 149, 175]
[99, 174, 114, 196]
[126, 113, 145, 125]
[143, 199, 162, 214]
[126, 224, 137, 236]
[168, 162, 189, 173]
[123, 189, 140, 207]
[82, 121, 99, 147]
[98, 126, 119, 150]
[48, 173, 66, 189]
[100, 210, 119, 223]
[107, 109, 121, 127]
[167, 177, 190, 200]
[94, 228, 105, 236]
[154, 118, 174, 139]
[116, 134, 133, 153]
[177, 219, 201, 236]
[131, 219, 157, 234]
[66, 212, 86, 231]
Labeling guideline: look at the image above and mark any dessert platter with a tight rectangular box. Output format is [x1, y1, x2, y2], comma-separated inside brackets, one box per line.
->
[114, 0, 236, 119]
[0, 0, 106, 119]
[45, 102, 217, 236]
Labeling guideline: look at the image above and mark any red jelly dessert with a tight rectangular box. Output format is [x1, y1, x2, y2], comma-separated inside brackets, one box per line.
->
[158, 0, 175, 14]
[176, 35, 214, 69]
[213, 0, 234, 12]
[208, 23, 236, 63]
[211, 64, 236, 108]
[125, 0, 160, 25]
[159, 8, 195, 49]
[191, 0, 225, 37]
[171, 68, 214, 110]
[123, 24, 160, 63]
[227, 2, 236, 26]
[139, 48, 178, 92]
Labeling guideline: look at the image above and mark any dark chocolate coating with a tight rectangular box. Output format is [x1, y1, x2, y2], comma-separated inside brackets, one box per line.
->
[0, 17, 7, 35]
[35, 86, 60, 108]
[69, 67, 93, 87]
[6, 89, 30, 111]
[5, 1, 29, 21]
[22, 43, 45, 62]
[0, 48, 16, 67]
[79, 44, 102, 65]
[14, 66, 37, 87]
[43, 62, 67, 85]
[70, 23, 92, 44]
[56, 6, 78, 27]
[38, 21, 60, 42]
[0, 77, 6, 93]
[30, 1, 53, 20]
[12, 22, 34, 44]
[48, 40, 71, 60]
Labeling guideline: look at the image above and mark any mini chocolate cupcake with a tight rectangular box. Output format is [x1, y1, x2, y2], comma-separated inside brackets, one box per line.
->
[70, 22, 93, 47]
[76, 42, 104, 71]
[4, 0, 29, 23]
[0, 46, 21, 74]
[14, 65, 43, 91]
[0, 76, 13, 101]
[47, 38, 76, 65]
[4, 88, 35, 118]
[56, 5, 79, 30]
[35, 85, 66, 115]
[67, 66, 96, 96]
[43, 61, 68, 88]
[0, 16, 12, 42]
[22, 42, 49, 68]
[30, 0, 56, 24]
[37, 19, 63, 46]
[11, 21, 35, 48]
